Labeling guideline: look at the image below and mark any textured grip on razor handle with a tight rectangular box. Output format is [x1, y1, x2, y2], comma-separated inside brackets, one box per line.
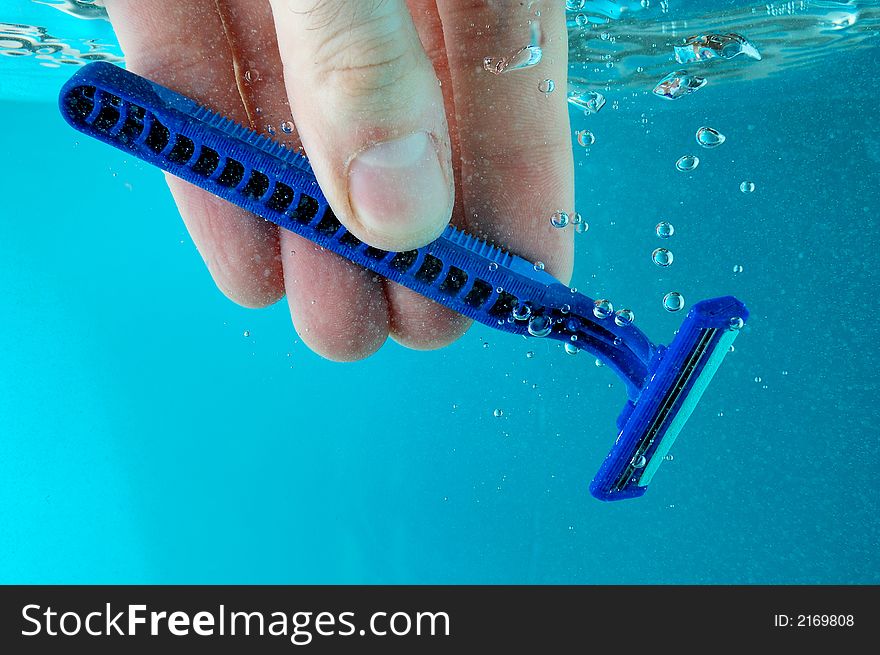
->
[58, 62, 656, 393]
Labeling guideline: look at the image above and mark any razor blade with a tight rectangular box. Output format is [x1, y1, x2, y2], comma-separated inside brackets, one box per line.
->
[58, 62, 749, 501]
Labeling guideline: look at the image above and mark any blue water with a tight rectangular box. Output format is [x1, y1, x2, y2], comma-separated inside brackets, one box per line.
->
[1, 1, 878, 583]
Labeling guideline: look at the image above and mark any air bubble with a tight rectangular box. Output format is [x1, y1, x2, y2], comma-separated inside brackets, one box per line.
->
[280, 120, 294, 134]
[243, 330, 250, 337]
[733, 264, 744, 273]
[576, 130, 595, 147]
[652, 247, 674, 267]
[533, 261, 545, 272]
[527, 315, 553, 337]
[538, 78, 556, 94]
[655, 221, 674, 238]
[493, 408, 504, 417]
[696, 126, 726, 148]
[631, 454, 647, 469]
[565, 0, 585, 9]
[488, 262, 498, 271]
[593, 299, 614, 319]
[740, 181, 756, 193]
[729, 316, 745, 330]
[675, 155, 699, 172]
[567, 89, 606, 114]
[526, 351, 535, 359]
[512, 302, 532, 321]
[614, 309, 635, 326]
[662, 292, 685, 312]
[266, 125, 277, 136]
[564, 343, 578, 355]
[550, 211, 570, 228]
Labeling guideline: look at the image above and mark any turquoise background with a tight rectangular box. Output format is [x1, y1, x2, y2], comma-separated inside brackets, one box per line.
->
[1, 1, 878, 583]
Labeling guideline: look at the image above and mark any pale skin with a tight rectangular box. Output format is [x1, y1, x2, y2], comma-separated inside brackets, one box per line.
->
[105, 0, 574, 361]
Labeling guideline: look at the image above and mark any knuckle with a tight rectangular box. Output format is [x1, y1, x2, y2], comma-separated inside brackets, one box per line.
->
[309, 7, 419, 98]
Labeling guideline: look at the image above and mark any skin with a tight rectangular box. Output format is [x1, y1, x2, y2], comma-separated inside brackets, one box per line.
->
[104, 0, 574, 361]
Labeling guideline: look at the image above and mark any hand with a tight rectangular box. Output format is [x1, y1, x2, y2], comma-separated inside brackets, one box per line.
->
[106, 0, 574, 360]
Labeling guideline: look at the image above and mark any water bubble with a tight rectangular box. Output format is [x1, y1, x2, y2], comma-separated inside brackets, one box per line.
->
[483, 44, 543, 75]
[754, 376, 762, 383]
[675, 155, 699, 172]
[576, 130, 596, 147]
[538, 78, 556, 94]
[695, 126, 726, 148]
[674, 33, 761, 64]
[575, 13, 588, 26]
[728, 316, 745, 331]
[533, 261, 545, 272]
[614, 309, 635, 327]
[564, 343, 579, 355]
[641, 0, 651, 7]
[740, 181, 756, 193]
[567, 89, 606, 114]
[526, 351, 535, 359]
[512, 301, 532, 321]
[593, 299, 614, 319]
[595, 358, 604, 367]
[550, 211, 570, 228]
[575, 220, 589, 234]
[493, 408, 504, 417]
[488, 262, 499, 271]
[664, 454, 674, 462]
[652, 247, 674, 267]
[243, 69, 260, 84]
[560, 303, 571, 314]
[266, 125, 277, 137]
[631, 454, 647, 469]
[653, 70, 706, 100]
[242, 330, 250, 337]
[527, 315, 553, 337]
[655, 221, 674, 238]
[565, 0, 585, 9]
[733, 264, 744, 273]
[280, 120, 294, 134]
[663, 292, 685, 312]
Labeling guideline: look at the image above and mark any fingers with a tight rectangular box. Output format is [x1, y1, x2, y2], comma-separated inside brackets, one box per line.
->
[105, 0, 285, 308]
[383, 0, 471, 350]
[434, 0, 575, 283]
[216, 0, 391, 360]
[268, 0, 455, 252]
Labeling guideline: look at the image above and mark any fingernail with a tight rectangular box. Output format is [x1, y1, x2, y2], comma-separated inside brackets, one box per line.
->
[348, 131, 451, 247]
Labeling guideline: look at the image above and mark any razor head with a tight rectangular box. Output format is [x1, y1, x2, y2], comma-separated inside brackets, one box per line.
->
[590, 296, 748, 501]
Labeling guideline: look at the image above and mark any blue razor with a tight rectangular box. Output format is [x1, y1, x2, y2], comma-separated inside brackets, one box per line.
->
[58, 62, 749, 501]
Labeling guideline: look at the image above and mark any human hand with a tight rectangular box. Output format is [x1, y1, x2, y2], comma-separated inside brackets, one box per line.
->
[106, 0, 574, 360]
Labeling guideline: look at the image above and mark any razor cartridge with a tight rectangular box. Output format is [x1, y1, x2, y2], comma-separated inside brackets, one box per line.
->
[59, 62, 749, 501]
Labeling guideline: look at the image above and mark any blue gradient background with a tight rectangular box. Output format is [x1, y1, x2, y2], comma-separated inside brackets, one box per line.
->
[1, 1, 878, 583]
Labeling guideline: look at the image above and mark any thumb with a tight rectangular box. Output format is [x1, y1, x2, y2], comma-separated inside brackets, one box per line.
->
[268, 0, 454, 251]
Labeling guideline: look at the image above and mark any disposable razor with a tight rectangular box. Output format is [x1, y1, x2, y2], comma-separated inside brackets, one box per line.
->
[59, 62, 748, 501]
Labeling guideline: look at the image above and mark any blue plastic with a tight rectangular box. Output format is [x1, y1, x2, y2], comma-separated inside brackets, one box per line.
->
[59, 62, 749, 501]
